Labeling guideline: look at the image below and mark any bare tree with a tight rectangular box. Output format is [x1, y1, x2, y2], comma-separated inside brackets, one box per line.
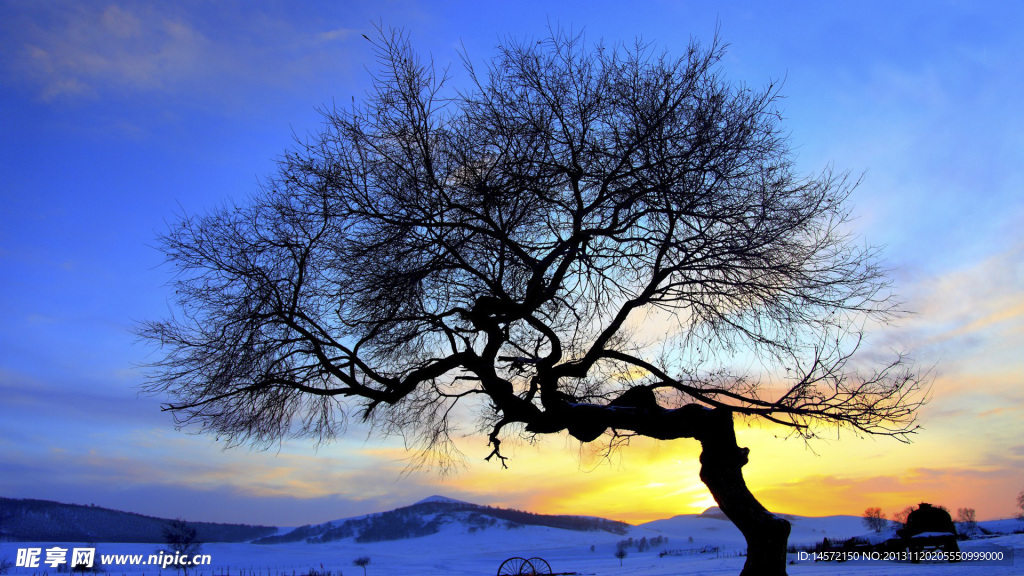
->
[1017, 489, 1024, 520]
[162, 519, 202, 575]
[955, 507, 977, 536]
[352, 556, 370, 576]
[862, 507, 887, 533]
[892, 506, 914, 529]
[614, 549, 627, 566]
[140, 27, 927, 576]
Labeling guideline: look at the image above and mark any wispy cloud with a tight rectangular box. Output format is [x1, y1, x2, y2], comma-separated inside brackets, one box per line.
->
[913, 246, 1024, 340]
[0, 429, 444, 524]
[1, 2, 363, 104]
[6, 4, 208, 99]
[863, 243, 1024, 369]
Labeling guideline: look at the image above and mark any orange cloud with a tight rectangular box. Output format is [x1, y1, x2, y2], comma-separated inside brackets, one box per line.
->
[755, 466, 1022, 521]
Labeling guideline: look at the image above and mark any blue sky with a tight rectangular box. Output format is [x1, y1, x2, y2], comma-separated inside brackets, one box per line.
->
[1, 0, 1022, 526]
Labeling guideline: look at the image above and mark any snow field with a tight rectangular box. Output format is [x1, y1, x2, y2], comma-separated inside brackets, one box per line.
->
[3, 515, 1020, 576]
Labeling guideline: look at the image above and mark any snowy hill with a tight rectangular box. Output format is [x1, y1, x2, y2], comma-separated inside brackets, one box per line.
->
[414, 495, 471, 506]
[4, 495, 1022, 576]
[5, 509, 1020, 576]
[253, 496, 630, 544]
[638, 506, 869, 547]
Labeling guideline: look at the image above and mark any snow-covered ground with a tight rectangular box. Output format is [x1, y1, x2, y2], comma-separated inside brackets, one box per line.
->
[3, 515, 1020, 576]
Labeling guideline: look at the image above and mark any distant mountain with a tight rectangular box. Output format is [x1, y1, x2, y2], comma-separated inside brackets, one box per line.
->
[0, 497, 276, 543]
[696, 506, 729, 520]
[413, 495, 471, 506]
[254, 495, 631, 544]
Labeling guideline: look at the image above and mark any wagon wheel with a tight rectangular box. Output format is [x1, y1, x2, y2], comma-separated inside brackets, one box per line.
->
[526, 557, 551, 574]
[909, 544, 922, 563]
[497, 557, 536, 576]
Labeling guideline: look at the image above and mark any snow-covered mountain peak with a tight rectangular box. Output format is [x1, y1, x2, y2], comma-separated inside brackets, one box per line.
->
[699, 506, 728, 519]
[414, 495, 472, 506]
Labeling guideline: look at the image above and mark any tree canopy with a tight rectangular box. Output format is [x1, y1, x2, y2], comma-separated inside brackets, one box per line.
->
[141, 27, 927, 576]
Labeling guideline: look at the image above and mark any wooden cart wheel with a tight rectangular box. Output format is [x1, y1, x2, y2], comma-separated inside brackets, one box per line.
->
[526, 557, 551, 574]
[497, 557, 535, 575]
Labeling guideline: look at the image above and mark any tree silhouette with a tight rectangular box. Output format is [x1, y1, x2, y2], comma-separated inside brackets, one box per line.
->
[892, 506, 914, 529]
[955, 507, 977, 536]
[614, 549, 627, 566]
[862, 507, 887, 533]
[162, 519, 201, 575]
[353, 556, 370, 576]
[140, 27, 927, 576]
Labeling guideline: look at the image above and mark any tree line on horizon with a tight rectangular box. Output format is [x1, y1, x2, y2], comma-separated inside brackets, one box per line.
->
[862, 492, 1024, 536]
[0, 497, 274, 543]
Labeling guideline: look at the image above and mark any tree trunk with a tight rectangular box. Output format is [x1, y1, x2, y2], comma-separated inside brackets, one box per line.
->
[698, 408, 791, 576]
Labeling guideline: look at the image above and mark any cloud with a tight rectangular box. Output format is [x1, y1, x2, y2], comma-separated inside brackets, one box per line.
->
[861, 243, 1024, 373]
[0, 2, 364, 104]
[756, 466, 1022, 521]
[0, 428, 450, 524]
[316, 27, 358, 43]
[0, 369, 168, 438]
[6, 3, 205, 99]
[1, 474, 393, 526]
[914, 245, 1024, 338]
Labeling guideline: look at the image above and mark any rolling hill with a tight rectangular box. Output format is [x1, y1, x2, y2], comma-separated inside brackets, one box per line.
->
[253, 495, 631, 544]
[0, 497, 276, 543]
